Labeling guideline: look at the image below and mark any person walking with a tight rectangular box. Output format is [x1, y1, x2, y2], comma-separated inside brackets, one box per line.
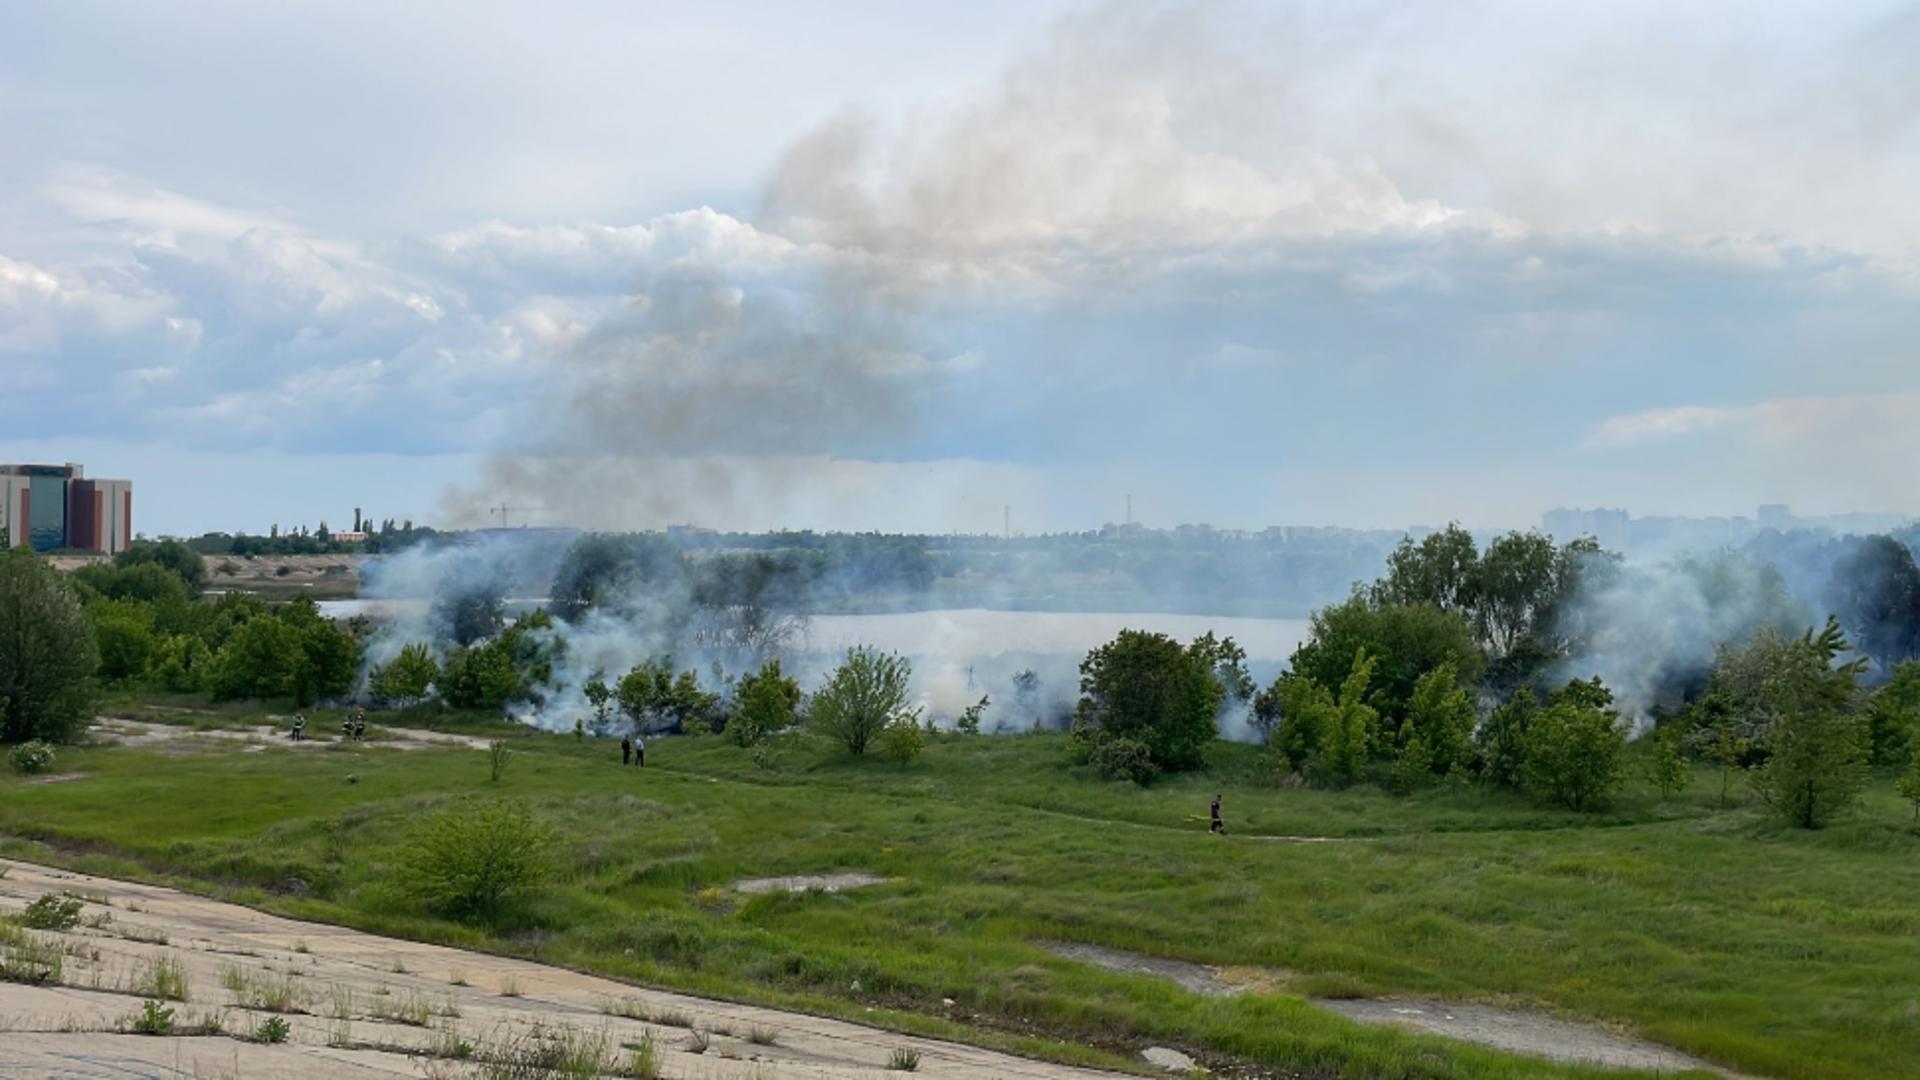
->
[1209, 793, 1225, 835]
[621, 735, 632, 766]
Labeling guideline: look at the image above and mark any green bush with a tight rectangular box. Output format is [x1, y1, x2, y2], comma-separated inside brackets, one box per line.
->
[1520, 683, 1626, 811]
[808, 647, 916, 755]
[15, 893, 82, 930]
[1088, 735, 1158, 784]
[8, 740, 55, 775]
[399, 800, 553, 921]
[876, 718, 925, 764]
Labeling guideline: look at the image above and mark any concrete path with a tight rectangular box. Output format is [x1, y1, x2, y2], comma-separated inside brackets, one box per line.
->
[0, 859, 1129, 1079]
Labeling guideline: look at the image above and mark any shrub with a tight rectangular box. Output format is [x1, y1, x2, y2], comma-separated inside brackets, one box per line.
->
[16, 893, 82, 930]
[132, 999, 175, 1035]
[254, 1015, 292, 1044]
[8, 741, 55, 775]
[399, 800, 553, 921]
[1088, 735, 1157, 784]
[888, 1047, 921, 1071]
[1520, 684, 1626, 811]
[488, 740, 511, 782]
[876, 718, 925, 764]
[954, 694, 988, 736]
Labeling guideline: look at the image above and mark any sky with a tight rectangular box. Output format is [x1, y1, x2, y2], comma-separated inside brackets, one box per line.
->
[2, 0, 1916, 537]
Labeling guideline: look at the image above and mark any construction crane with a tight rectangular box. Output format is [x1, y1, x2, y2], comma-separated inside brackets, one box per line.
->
[488, 504, 544, 528]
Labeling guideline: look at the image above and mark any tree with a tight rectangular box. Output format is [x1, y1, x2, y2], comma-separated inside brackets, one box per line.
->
[618, 658, 720, 734]
[583, 677, 616, 736]
[398, 799, 552, 922]
[955, 694, 989, 735]
[1287, 596, 1483, 741]
[1744, 619, 1871, 829]
[729, 659, 802, 747]
[808, 646, 917, 755]
[1826, 535, 1920, 674]
[0, 549, 98, 744]
[375, 643, 439, 707]
[1074, 630, 1223, 775]
[1473, 531, 1561, 657]
[1475, 689, 1536, 789]
[1371, 523, 1479, 612]
[1896, 746, 1920, 827]
[1866, 662, 1920, 768]
[1645, 726, 1689, 800]
[434, 582, 505, 647]
[114, 539, 206, 596]
[1010, 668, 1042, 728]
[207, 612, 300, 700]
[88, 598, 158, 684]
[1270, 649, 1378, 786]
[1399, 661, 1476, 780]
[1520, 681, 1626, 811]
[441, 642, 523, 711]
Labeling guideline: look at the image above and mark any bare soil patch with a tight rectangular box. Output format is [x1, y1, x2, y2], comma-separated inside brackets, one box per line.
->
[1045, 941, 1729, 1075]
[91, 718, 493, 753]
[734, 872, 888, 895]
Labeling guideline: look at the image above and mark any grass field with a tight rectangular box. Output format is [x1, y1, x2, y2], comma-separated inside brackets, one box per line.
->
[6, 707, 1919, 1079]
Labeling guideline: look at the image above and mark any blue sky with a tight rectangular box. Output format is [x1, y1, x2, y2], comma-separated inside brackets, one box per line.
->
[2, 0, 1916, 536]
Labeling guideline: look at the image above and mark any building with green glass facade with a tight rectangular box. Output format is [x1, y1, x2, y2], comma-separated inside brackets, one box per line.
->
[0, 464, 133, 554]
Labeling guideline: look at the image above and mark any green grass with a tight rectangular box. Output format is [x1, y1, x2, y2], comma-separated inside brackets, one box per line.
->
[5, 714, 1919, 1078]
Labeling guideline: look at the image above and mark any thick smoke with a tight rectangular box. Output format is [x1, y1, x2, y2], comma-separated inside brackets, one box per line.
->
[1553, 550, 1808, 731]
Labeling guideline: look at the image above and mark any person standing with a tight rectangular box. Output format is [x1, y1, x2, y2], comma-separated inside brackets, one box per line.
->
[621, 735, 632, 766]
[634, 733, 646, 768]
[1209, 794, 1225, 835]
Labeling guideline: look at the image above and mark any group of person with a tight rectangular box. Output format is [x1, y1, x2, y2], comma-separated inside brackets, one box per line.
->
[620, 733, 647, 767]
[286, 707, 367, 742]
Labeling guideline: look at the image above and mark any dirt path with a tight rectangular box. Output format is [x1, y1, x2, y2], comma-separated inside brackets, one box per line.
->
[91, 718, 495, 753]
[1043, 942, 1734, 1077]
[0, 859, 1128, 1079]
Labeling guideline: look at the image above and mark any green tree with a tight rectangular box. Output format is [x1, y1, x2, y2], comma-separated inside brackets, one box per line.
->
[1074, 630, 1222, 775]
[1645, 726, 1689, 800]
[1371, 523, 1479, 612]
[1475, 689, 1536, 789]
[1866, 662, 1920, 767]
[1270, 649, 1378, 786]
[206, 616, 301, 700]
[583, 677, 616, 736]
[808, 646, 917, 755]
[1896, 746, 1920, 827]
[1472, 531, 1561, 657]
[442, 642, 523, 711]
[1740, 619, 1871, 829]
[113, 539, 207, 595]
[1520, 682, 1626, 811]
[954, 694, 989, 735]
[1287, 596, 1483, 742]
[375, 643, 439, 707]
[729, 659, 802, 747]
[88, 597, 158, 684]
[1399, 661, 1476, 780]
[618, 658, 720, 734]
[0, 549, 98, 744]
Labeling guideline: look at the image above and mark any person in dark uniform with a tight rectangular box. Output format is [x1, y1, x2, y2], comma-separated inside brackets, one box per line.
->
[621, 736, 632, 766]
[1209, 794, 1225, 835]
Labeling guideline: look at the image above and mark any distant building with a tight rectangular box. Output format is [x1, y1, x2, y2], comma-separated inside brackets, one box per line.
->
[1757, 503, 1792, 530]
[0, 463, 133, 554]
[1541, 506, 1630, 551]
